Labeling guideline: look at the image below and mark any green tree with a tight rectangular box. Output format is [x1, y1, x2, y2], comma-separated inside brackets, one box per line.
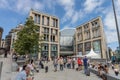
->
[14, 17, 40, 55]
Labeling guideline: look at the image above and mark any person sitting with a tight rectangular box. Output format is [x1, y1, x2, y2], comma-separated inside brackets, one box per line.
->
[104, 64, 109, 74]
[15, 65, 33, 80]
[101, 65, 108, 80]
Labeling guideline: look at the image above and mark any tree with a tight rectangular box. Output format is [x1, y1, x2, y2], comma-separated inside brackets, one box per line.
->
[14, 17, 40, 55]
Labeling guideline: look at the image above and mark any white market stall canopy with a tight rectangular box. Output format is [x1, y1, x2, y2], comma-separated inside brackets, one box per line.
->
[85, 48, 101, 59]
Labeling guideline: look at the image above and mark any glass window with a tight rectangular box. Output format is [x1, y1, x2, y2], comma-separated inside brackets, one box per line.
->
[47, 17, 49, 26]
[93, 40, 101, 54]
[56, 19, 58, 27]
[41, 43, 48, 51]
[53, 19, 55, 27]
[38, 15, 40, 24]
[85, 42, 91, 51]
[50, 35, 55, 42]
[51, 44, 57, 51]
[34, 14, 37, 23]
[42, 16, 44, 25]
[44, 34, 49, 41]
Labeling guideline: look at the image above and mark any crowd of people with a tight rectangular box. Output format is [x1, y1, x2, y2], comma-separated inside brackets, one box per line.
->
[15, 56, 90, 80]
[15, 55, 120, 80]
[89, 60, 120, 80]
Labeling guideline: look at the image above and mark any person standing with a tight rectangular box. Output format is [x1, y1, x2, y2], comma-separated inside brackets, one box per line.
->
[72, 58, 76, 69]
[83, 56, 88, 74]
[59, 57, 64, 71]
[77, 58, 82, 71]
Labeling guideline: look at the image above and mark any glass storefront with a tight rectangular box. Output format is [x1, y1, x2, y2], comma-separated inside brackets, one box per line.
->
[93, 40, 101, 54]
[41, 43, 49, 58]
[85, 42, 91, 54]
[60, 29, 75, 56]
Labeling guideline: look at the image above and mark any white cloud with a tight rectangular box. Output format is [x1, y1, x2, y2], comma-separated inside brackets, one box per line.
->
[0, 0, 9, 8]
[103, 11, 116, 30]
[105, 30, 118, 44]
[14, 0, 44, 14]
[57, 0, 75, 23]
[57, 0, 74, 8]
[0, 0, 44, 14]
[103, 0, 120, 44]
[61, 25, 74, 31]
[83, 0, 104, 13]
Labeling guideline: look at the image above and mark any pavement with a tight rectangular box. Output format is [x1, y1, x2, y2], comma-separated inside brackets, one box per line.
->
[11, 60, 103, 80]
[0, 55, 119, 80]
[33, 68, 102, 80]
[0, 54, 12, 80]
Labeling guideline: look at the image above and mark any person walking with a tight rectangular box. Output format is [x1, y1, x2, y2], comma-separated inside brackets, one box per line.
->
[53, 57, 58, 72]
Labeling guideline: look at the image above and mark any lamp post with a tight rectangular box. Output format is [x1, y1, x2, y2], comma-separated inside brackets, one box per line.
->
[112, 0, 120, 51]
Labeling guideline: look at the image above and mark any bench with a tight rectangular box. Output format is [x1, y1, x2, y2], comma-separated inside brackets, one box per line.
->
[89, 68, 120, 80]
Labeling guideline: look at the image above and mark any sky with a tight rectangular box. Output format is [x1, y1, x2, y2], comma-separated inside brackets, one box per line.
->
[0, 0, 120, 51]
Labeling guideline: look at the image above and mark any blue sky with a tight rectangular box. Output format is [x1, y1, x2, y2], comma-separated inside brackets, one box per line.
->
[0, 0, 120, 51]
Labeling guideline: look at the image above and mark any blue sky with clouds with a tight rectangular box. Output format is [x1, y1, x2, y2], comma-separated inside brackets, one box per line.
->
[0, 0, 120, 50]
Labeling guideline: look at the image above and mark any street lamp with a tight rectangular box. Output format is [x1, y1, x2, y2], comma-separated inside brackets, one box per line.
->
[112, 0, 120, 50]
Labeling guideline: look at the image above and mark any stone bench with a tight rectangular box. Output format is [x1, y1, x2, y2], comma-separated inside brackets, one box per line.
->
[89, 68, 120, 80]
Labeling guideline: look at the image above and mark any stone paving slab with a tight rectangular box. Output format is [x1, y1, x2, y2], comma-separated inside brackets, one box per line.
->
[0, 55, 12, 80]
[32, 62, 102, 80]
[33, 69, 102, 80]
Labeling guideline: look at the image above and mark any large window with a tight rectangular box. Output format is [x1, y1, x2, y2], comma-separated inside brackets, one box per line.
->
[34, 14, 37, 23]
[50, 35, 55, 42]
[42, 43, 48, 51]
[60, 46, 73, 51]
[93, 40, 101, 54]
[60, 36, 73, 46]
[43, 34, 49, 41]
[44, 27, 49, 33]
[47, 17, 49, 26]
[85, 42, 91, 51]
[38, 15, 40, 24]
[56, 19, 58, 27]
[53, 19, 55, 27]
[78, 44, 83, 52]
[51, 44, 57, 51]
[41, 51, 48, 58]
[92, 29, 101, 38]
[42, 16, 44, 25]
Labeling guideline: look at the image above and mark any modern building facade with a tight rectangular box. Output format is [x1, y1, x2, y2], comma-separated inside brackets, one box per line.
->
[60, 29, 75, 56]
[1, 39, 5, 48]
[10, 24, 24, 54]
[0, 27, 3, 46]
[5, 24, 24, 54]
[76, 17, 107, 59]
[29, 9, 60, 60]
[5, 34, 11, 52]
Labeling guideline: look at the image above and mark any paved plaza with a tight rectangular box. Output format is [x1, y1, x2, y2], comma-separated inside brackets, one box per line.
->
[12, 59, 102, 80]
[0, 55, 120, 80]
[33, 67, 102, 80]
